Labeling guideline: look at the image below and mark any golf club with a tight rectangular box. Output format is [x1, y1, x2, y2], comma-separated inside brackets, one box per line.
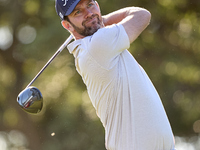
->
[17, 35, 73, 114]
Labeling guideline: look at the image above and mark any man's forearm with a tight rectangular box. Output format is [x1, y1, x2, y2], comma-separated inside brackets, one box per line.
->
[102, 7, 151, 43]
[102, 7, 148, 26]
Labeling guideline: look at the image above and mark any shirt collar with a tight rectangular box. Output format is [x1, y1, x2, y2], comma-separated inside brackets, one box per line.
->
[67, 39, 82, 54]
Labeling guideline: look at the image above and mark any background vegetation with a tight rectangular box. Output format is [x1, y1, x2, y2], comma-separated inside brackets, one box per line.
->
[0, 0, 200, 149]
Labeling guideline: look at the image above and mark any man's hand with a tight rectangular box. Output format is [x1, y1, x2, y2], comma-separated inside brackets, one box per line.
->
[102, 7, 151, 43]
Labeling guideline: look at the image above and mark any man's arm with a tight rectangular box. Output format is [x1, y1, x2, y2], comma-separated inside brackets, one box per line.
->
[102, 7, 151, 43]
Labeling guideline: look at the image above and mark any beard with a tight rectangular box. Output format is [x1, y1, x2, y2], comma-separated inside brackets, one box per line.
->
[69, 14, 103, 37]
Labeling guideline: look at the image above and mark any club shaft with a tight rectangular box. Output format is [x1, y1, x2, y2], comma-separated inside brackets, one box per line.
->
[26, 35, 73, 88]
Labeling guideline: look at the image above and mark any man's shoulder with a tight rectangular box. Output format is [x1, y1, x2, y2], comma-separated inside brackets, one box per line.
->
[94, 24, 122, 36]
[88, 24, 124, 44]
[68, 24, 128, 54]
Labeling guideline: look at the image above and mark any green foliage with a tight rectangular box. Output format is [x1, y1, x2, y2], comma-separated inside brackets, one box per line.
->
[0, 0, 200, 149]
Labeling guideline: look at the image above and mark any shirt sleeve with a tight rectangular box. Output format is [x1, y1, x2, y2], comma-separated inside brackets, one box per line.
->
[87, 24, 130, 69]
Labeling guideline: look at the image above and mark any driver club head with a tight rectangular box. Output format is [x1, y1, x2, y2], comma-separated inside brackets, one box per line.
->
[17, 86, 43, 114]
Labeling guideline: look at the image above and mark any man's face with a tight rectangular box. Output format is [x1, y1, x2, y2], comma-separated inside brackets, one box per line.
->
[66, 0, 104, 37]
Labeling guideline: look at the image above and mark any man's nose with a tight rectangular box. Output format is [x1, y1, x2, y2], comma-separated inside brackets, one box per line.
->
[84, 8, 93, 18]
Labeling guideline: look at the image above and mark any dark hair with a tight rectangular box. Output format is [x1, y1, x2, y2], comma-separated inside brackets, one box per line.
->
[64, 16, 71, 23]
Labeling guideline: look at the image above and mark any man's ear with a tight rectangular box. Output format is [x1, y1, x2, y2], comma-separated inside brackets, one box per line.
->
[61, 20, 74, 32]
[95, 1, 100, 9]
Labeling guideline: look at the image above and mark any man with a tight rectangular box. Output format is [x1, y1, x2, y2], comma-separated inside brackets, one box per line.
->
[55, 0, 176, 149]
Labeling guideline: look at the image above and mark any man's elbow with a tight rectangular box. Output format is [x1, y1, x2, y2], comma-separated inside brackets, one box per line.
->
[145, 9, 151, 24]
[130, 7, 151, 26]
[123, 7, 152, 43]
[139, 8, 151, 25]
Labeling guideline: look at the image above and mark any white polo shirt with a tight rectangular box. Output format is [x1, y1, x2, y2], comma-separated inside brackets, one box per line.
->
[68, 24, 175, 150]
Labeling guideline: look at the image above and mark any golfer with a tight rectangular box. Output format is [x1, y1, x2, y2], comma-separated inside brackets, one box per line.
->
[55, 0, 176, 149]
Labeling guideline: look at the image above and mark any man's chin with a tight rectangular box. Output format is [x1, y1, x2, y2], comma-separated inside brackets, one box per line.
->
[84, 24, 101, 35]
[84, 28, 98, 36]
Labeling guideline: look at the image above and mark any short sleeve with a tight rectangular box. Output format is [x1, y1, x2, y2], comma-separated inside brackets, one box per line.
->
[88, 24, 130, 68]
